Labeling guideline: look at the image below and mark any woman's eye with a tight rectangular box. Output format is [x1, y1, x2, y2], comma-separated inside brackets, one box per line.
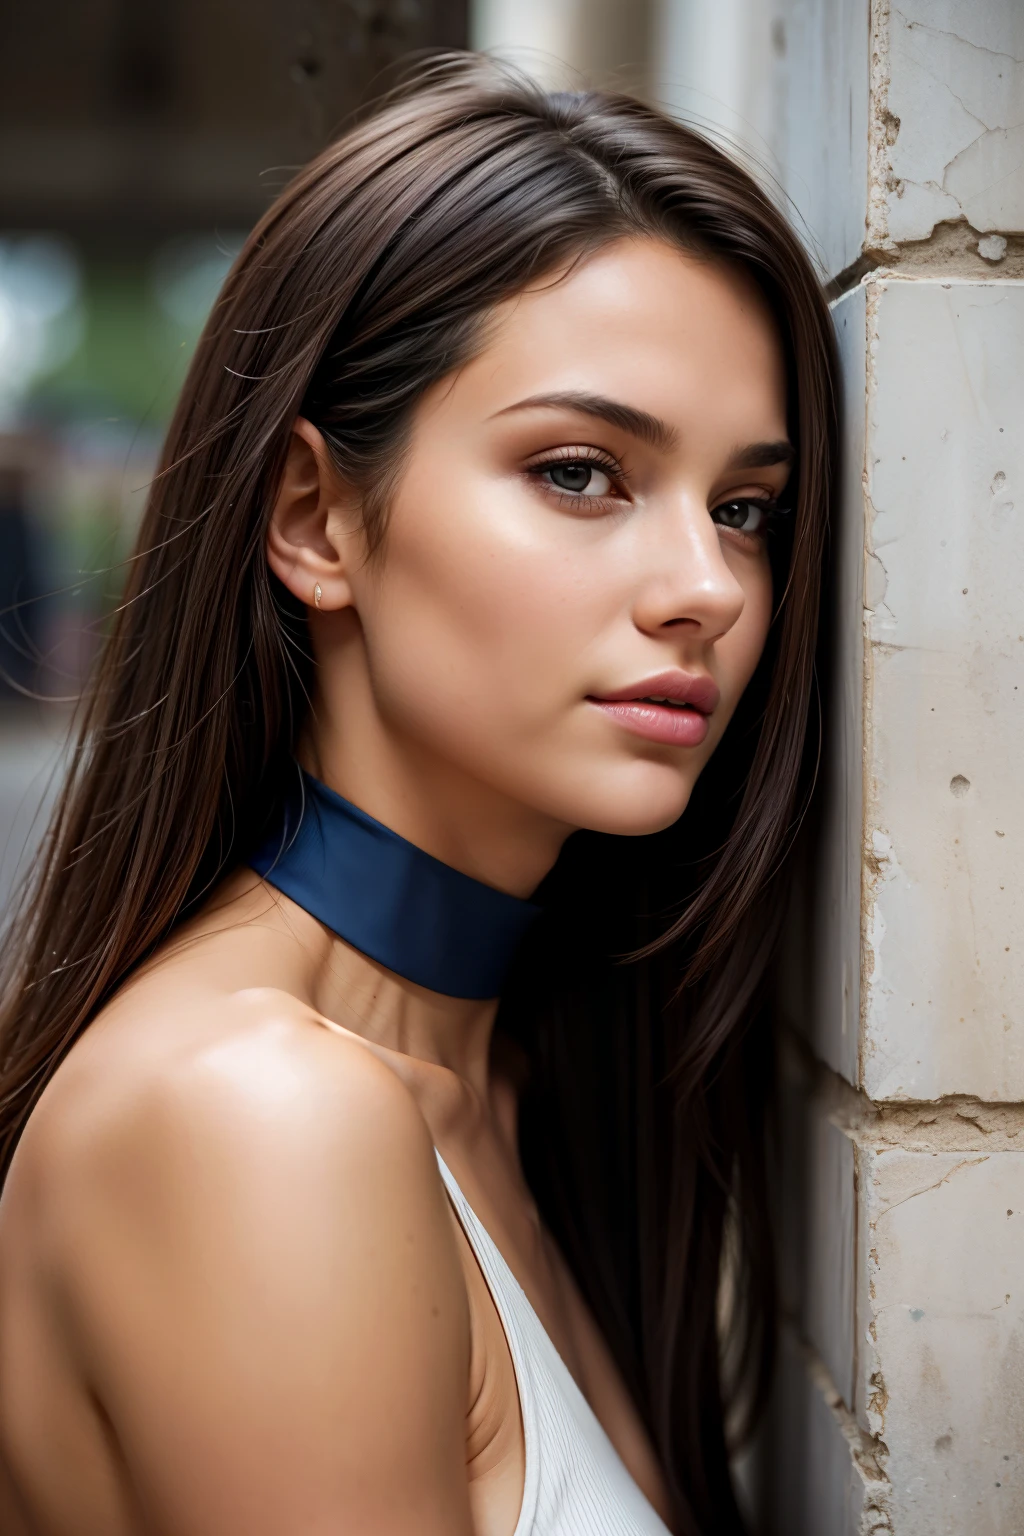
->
[711, 498, 770, 535]
[543, 461, 614, 497]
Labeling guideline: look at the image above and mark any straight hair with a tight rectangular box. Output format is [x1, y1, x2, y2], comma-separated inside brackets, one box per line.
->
[0, 55, 837, 1534]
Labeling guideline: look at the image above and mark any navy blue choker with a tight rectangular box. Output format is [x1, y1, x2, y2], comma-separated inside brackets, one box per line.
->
[249, 768, 542, 999]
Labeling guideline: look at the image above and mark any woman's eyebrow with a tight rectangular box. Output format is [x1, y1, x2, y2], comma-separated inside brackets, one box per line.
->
[725, 440, 795, 470]
[492, 391, 677, 451]
[494, 395, 794, 474]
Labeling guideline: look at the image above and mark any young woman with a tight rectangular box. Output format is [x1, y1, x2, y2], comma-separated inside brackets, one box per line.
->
[0, 56, 836, 1536]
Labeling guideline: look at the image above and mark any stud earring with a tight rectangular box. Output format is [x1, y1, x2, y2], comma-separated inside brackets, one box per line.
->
[313, 583, 322, 609]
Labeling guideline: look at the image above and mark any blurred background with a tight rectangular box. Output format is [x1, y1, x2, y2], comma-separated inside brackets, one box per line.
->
[1, 0, 807, 915]
[0, 0, 469, 908]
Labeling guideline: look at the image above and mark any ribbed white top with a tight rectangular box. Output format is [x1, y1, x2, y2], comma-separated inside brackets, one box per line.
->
[436, 1153, 672, 1536]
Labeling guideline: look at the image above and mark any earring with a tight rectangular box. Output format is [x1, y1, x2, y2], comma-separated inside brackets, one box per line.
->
[313, 583, 322, 609]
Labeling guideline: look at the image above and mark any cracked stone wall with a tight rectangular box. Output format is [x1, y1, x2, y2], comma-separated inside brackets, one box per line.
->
[478, 0, 1022, 1526]
[869, 0, 1024, 252]
[648, 0, 1024, 1528]
[754, 1, 1024, 1532]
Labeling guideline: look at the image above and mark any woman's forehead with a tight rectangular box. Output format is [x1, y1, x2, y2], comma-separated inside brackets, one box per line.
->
[420, 238, 789, 447]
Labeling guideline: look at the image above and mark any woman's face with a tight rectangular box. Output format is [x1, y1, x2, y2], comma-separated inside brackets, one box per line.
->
[285, 238, 792, 883]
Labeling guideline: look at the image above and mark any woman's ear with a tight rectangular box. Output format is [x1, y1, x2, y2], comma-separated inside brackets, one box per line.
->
[266, 418, 361, 612]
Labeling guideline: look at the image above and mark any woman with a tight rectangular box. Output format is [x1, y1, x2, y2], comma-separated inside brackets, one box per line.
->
[0, 56, 836, 1536]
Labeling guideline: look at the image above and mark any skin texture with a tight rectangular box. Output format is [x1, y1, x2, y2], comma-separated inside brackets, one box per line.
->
[0, 238, 791, 1536]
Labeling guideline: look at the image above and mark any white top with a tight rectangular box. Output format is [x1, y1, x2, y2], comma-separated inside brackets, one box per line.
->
[435, 1153, 672, 1536]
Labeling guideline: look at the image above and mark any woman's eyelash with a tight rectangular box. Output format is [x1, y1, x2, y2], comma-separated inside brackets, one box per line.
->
[525, 448, 627, 501]
[524, 456, 792, 528]
[710, 497, 792, 540]
[527, 447, 624, 474]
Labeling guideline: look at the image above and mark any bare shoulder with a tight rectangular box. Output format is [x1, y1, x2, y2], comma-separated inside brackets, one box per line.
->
[12, 984, 440, 1246]
[3, 988, 473, 1534]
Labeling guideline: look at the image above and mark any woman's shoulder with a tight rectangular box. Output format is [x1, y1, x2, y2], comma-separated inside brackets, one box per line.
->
[6, 983, 446, 1280]
[0, 988, 475, 1534]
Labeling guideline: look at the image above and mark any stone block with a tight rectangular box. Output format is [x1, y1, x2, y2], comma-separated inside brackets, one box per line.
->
[778, 1048, 859, 1412]
[858, 1146, 1024, 1533]
[770, 0, 871, 279]
[876, 0, 1024, 248]
[803, 285, 867, 1086]
[862, 276, 1024, 1100]
[806, 1111, 858, 1414]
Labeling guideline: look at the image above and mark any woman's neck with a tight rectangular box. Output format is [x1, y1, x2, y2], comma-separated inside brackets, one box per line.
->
[271, 722, 561, 1092]
[289, 895, 501, 1095]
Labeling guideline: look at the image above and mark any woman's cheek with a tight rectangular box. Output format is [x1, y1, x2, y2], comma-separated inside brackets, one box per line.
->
[362, 530, 576, 753]
[383, 481, 590, 694]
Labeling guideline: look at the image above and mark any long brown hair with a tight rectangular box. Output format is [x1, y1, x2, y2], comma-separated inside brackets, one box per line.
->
[0, 55, 836, 1534]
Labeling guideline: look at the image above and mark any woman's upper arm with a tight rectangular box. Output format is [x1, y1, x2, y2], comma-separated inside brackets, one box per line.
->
[53, 1018, 473, 1536]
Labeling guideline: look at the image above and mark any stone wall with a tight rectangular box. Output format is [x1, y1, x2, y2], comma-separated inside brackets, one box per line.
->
[683, 1, 1024, 1529]
[472, 1, 1024, 1526]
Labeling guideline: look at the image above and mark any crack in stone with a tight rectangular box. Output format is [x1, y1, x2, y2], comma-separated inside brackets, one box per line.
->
[934, 87, 995, 137]
[897, 11, 1024, 68]
[943, 130, 1024, 207]
[875, 1156, 988, 1217]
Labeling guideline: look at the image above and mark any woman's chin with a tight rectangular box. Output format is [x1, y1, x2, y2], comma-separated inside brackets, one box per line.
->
[566, 775, 696, 840]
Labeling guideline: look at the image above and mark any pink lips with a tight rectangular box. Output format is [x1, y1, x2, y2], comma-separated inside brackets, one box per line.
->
[587, 669, 720, 748]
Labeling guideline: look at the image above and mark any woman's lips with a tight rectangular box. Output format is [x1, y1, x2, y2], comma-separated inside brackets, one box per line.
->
[588, 698, 711, 747]
[586, 671, 719, 748]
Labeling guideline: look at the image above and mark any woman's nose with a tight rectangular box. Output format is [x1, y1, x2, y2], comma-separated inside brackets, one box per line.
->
[630, 497, 748, 641]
